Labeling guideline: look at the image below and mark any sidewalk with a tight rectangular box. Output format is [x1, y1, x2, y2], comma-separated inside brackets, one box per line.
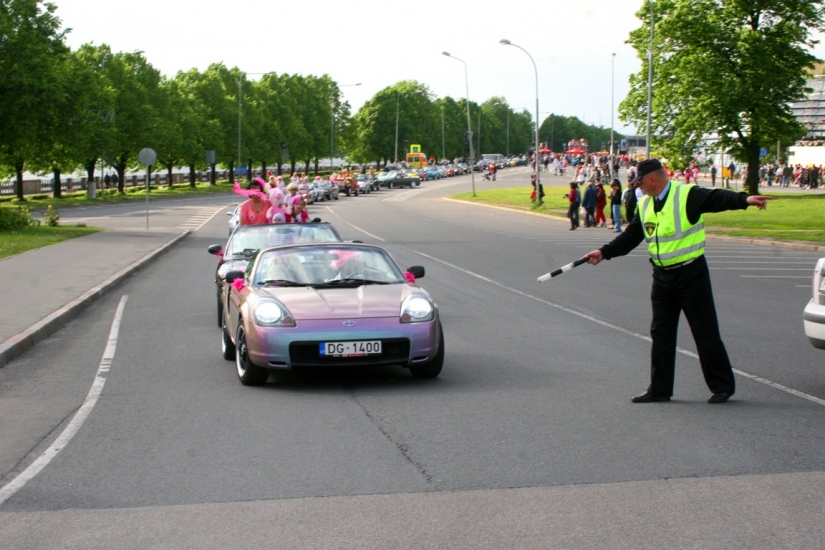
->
[0, 229, 188, 368]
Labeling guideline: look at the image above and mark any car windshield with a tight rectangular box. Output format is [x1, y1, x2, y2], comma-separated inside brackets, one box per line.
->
[253, 246, 406, 286]
[227, 225, 341, 257]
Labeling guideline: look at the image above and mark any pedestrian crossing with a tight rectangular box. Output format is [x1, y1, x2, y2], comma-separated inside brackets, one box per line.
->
[177, 205, 226, 231]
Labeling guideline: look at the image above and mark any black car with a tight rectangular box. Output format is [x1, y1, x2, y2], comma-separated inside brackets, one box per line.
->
[207, 223, 343, 328]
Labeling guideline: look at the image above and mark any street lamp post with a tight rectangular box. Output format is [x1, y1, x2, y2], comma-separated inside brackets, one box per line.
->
[330, 83, 361, 172]
[238, 71, 276, 181]
[441, 51, 476, 196]
[611, 53, 616, 180]
[441, 105, 446, 161]
[500, 39, 541, 203]
[647, 0, 654, 159]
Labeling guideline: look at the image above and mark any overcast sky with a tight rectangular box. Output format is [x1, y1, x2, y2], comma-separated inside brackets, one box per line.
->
[53, 0, 825, 136]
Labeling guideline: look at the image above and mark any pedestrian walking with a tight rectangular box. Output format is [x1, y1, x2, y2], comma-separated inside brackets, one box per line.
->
[564, 182, 580, 230]
[582, 182, 597, 227]
[595, 182, 607, 227]
[710, 165, 717, 187]
[623, 181, 638, 225]
[583, 159, 772, 404]
[609, 180, 623, 232]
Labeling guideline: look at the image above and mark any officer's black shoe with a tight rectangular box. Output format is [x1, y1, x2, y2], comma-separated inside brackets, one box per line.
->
[631, 391, 671, 403]
[708, 391, 735, 404]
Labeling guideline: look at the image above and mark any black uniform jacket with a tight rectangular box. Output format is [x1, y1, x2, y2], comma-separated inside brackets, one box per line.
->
[600, 185, 751, 260]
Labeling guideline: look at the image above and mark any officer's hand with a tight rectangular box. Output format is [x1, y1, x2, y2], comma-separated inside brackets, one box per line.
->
[585, 250, 604, 265]
[747, 195, 773, 210]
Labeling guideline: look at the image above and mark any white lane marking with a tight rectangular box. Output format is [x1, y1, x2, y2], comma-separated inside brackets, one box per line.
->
[739, 275, 811, 279]
[0, 295, 129, 506]
[405, 248, 825, 408]
[189, 205, 229, 232]
[710, 268, 811, 271]
[342, 221, 386, 242]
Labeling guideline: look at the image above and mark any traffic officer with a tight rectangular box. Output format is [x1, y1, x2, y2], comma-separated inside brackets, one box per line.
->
[583, 159, 771, 404]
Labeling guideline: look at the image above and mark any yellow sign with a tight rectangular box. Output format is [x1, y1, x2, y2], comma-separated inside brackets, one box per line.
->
[722, 167, 731, 178]
[410, 143, 421, 154]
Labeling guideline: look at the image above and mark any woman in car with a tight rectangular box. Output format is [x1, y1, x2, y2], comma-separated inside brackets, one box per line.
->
[286, 195, 309, 223]
[237, 180, 272, 226]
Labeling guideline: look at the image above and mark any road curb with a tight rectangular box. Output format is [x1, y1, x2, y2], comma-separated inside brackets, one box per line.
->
[446, 197, 825, 253]
[0, 230, 190, 369]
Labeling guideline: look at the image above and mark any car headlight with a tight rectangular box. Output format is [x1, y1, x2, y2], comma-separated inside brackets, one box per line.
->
[400, 295, 434, 323]
[254, 301, 296, 327]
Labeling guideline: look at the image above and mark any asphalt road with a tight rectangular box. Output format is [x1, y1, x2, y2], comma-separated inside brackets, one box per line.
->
[2, 168, 825, 548]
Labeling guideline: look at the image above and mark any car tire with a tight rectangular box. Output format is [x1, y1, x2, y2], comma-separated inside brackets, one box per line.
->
[334, 195, 339, 200]
[235, 324, 268, 386]
[345, 188, 351, 197]
[222, 319, 235, 360]
[217, 294, 223, 328]
[355, 188, 359, 196]
[389, 182, 394, 189]
[410, 180, 417, 188]
[409, 324, 444, 379]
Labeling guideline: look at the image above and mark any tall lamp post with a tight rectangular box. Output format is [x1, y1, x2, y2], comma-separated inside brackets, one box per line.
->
[646, 0, 654, 159]
[500, 39, 541, 203]
[610, 53, 616, 180]
[441, 105, 446, 161]
[395, 90, 428, 163]
[238, 71, 276, 180]
[330, 83, 361, 171]
[441, 51, 476, 196]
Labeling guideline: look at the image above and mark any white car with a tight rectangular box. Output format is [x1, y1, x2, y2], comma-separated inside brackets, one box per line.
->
[803, 258, 825, 349]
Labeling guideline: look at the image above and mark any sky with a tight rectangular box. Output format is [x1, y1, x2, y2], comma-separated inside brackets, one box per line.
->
[52, 0, 825, 137]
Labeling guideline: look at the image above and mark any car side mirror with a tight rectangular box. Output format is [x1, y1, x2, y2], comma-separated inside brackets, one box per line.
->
[225, 271, 245, 283]
[207, 244, 223, 255]
[407, 266, 425, 279]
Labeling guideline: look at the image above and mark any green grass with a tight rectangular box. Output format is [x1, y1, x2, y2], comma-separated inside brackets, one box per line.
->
[0, 225, 104, 260]
[449, 187, 825, 245]
[0, 180, 237, 209]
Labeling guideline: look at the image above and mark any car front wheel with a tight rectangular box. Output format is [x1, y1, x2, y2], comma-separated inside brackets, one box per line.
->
[409, 325, 444, 379]
[235, 324, 269, 386]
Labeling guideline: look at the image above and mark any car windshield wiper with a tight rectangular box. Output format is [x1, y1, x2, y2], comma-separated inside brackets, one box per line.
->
[259, 279, 305, 287]
[317, 277, 390, 287]
[235, 248, 259, 257]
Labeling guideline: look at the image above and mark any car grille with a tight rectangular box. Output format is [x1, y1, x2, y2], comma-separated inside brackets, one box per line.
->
[289, 338, 410, 366]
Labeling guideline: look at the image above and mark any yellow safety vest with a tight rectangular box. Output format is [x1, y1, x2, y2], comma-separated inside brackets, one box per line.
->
[637, 183, 705, 267]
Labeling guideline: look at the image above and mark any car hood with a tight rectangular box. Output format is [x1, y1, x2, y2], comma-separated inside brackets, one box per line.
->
[261, 283, 419, 320]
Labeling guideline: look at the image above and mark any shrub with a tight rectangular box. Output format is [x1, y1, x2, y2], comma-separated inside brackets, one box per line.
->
[44, 205, 60, 226]
[0, 206, 35, 230]
[29, 194, 49, 200]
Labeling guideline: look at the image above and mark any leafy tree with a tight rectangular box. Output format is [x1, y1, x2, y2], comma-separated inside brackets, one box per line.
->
[620, 0, 824, 194]
[539, 114, 622, 155]
[0, 0, 70, 199]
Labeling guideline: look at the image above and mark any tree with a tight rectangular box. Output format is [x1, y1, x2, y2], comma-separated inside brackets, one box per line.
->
[0, 0, 70, 199]
[540, 114, 621, 155]
[620, 0, 824, 194]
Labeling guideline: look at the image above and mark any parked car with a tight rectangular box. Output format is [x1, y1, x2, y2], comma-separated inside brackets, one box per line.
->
[456, 163, 469, 174]
[309, 181, 325, 203]
[207, 223, 343, 328]
[220, 242, 444, 385]
[804, 258, 825, 349]
[424, 166, 442, 180]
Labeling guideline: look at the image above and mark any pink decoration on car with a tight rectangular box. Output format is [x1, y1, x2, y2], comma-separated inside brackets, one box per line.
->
[231, 278, 245, 291]
[404, 271, 416, 284]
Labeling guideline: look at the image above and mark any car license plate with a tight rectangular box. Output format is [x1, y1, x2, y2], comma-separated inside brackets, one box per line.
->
[319, 341, 382, 357]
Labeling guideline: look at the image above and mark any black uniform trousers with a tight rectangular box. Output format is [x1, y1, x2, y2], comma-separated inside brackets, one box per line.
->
[648, 254, 736, 396]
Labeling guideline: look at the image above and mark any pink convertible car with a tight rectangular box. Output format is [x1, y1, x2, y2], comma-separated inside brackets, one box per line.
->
[220, 243, 444, 385]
